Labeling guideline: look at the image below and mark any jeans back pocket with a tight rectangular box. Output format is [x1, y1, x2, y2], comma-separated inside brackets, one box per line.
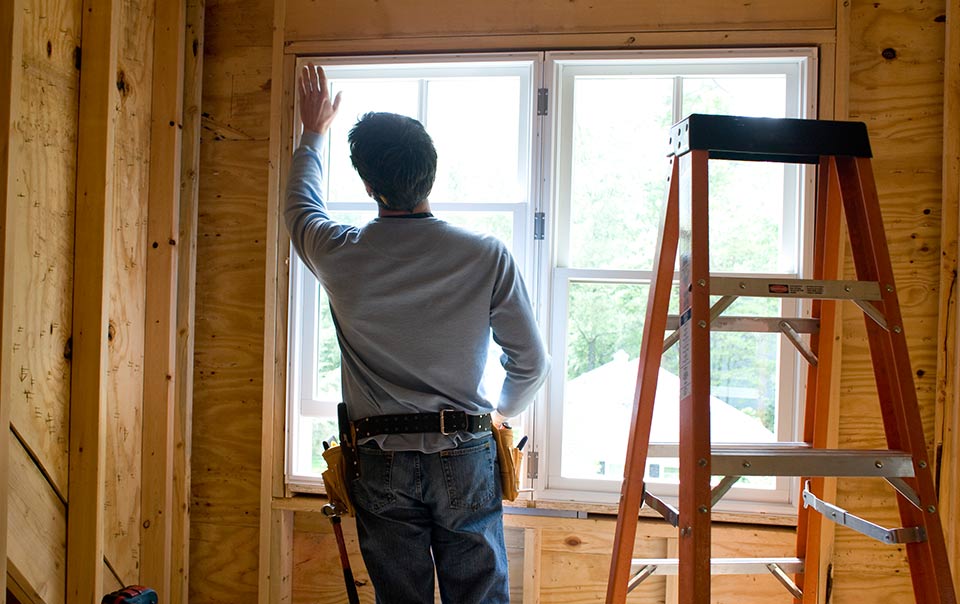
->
[440, 439, 497, 511]
[351, 446, 397, 513]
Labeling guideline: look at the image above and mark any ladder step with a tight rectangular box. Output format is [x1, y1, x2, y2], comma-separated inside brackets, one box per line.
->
[629, 557, 804, 576]
[665, 315, 820, 334]
[710, 276, 881, 300]
[646, 443, 915, 478]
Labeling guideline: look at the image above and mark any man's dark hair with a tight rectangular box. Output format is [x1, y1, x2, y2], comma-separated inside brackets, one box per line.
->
[348, 112, 438, 212]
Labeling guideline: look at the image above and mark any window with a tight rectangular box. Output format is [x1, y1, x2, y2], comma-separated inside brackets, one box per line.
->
[286, 49, 817, 514]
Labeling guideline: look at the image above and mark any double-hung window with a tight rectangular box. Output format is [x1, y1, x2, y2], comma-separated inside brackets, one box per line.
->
[286, 49, 817, 515]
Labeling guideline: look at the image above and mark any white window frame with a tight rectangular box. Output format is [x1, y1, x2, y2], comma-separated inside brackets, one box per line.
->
[534, 48, 818, 515]
[285, 49, 819, 518]
[286, 53, 542, 485]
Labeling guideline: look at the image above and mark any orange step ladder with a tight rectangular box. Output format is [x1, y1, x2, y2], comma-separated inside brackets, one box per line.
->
[604, 114, 957, 604]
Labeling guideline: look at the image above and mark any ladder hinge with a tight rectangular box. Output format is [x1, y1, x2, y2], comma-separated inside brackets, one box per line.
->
[537, 88, 549, 116]
[527, 450, 539, 479]
[534, 212, 546, 240]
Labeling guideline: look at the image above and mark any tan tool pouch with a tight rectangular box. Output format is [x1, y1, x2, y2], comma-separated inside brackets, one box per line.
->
[492, 424, 523, 502]
[321, 442, 355, 516]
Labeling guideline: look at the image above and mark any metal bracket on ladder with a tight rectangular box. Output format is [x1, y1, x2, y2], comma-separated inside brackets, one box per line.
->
[626, 557, 805, 599]
[802, 482, 927, 545]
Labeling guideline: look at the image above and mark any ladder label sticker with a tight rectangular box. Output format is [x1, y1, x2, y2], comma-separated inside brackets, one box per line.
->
[679, 307, 692, 399]
[768, 283, 825, 296]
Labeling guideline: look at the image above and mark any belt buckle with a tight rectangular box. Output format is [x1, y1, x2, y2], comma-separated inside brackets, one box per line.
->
[439, 409, 456, 435]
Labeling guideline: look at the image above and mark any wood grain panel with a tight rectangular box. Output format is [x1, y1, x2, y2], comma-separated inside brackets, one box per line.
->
[171, 0, 205, 601]
[141, 0, 186, 594]
[283, 0, 836, 43]
[192, 137, 269, 527]
[0, 0, 23, 595]
[100, 0, 156, 584]
[68, 0, 121, 598]
[8, 434, 67, 604]
[936, 0, 960, 595]
[189, 522, 261, 603]
[204, 0, 273, 50]
[200, 46, 273, 142]
[192, 1, 273, 601]
[10, 0, 83, 500]
[836, 5, 947, 601]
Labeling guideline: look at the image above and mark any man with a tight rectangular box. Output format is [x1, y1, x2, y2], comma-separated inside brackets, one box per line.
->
[285, 64, 549, 604]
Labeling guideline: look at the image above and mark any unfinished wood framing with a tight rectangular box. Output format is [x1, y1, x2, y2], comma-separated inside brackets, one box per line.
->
[260, 0, 292, 601]
[283, 29, 836, 57]
[0, 0, 23, 594]
[8, 436, 67, 604]
[170, 0, 205, 601]
[938, 0, 960, 592]
[103, 0, 155, 584]
[282, 0, 836, 42]
[140, 0, 186, 597]
[68, 0, 121, 601]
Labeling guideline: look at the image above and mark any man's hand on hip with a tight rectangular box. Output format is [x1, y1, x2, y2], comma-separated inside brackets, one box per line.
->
[299, 63, 342, 136]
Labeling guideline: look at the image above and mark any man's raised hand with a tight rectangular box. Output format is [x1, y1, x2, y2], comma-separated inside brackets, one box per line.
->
[299, 63, 342, 135]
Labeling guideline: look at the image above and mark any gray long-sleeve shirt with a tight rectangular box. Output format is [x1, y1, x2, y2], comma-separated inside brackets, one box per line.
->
[285, 131, 549, 452]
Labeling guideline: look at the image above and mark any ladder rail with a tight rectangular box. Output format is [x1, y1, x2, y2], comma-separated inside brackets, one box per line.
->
[676, 149, 714, 604]
[604, 157, 681, 604]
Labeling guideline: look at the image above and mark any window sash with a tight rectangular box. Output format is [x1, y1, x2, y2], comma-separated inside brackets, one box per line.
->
[535, 48, 817, 509]
[286, 54, 540, 483]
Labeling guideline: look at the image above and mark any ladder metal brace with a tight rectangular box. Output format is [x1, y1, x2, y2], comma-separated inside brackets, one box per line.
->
[802, 482, 927, 544]
[642, 488, 680, 527]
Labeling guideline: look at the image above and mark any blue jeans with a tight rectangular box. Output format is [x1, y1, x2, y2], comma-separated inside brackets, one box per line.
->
[350, 434, 509, 604]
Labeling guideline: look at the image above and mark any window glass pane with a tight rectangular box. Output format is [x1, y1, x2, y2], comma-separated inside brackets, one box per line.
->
[569, 77, 674, 270]
[427, 77, 524, 203]
[707, 161, 788, 273]
[682, 75, 787, 119]
[441, 210, 514, 252]
[560, 281, 777, 487]
[327, 80, 420, 203]
[313, 284, 341, 401]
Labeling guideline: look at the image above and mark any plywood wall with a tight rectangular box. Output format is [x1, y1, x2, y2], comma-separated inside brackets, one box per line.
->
[190, 0, 274, 599]
[832, 0, 949, 601]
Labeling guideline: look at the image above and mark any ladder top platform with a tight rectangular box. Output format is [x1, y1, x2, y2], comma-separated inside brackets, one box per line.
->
[668, 114, 873, 164]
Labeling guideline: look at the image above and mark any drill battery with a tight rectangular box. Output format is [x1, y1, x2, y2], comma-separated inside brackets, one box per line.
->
[101, 586, 158, 604]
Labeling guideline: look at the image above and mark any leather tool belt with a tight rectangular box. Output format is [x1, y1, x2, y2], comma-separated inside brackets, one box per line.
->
[352, 409, 493, 439]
